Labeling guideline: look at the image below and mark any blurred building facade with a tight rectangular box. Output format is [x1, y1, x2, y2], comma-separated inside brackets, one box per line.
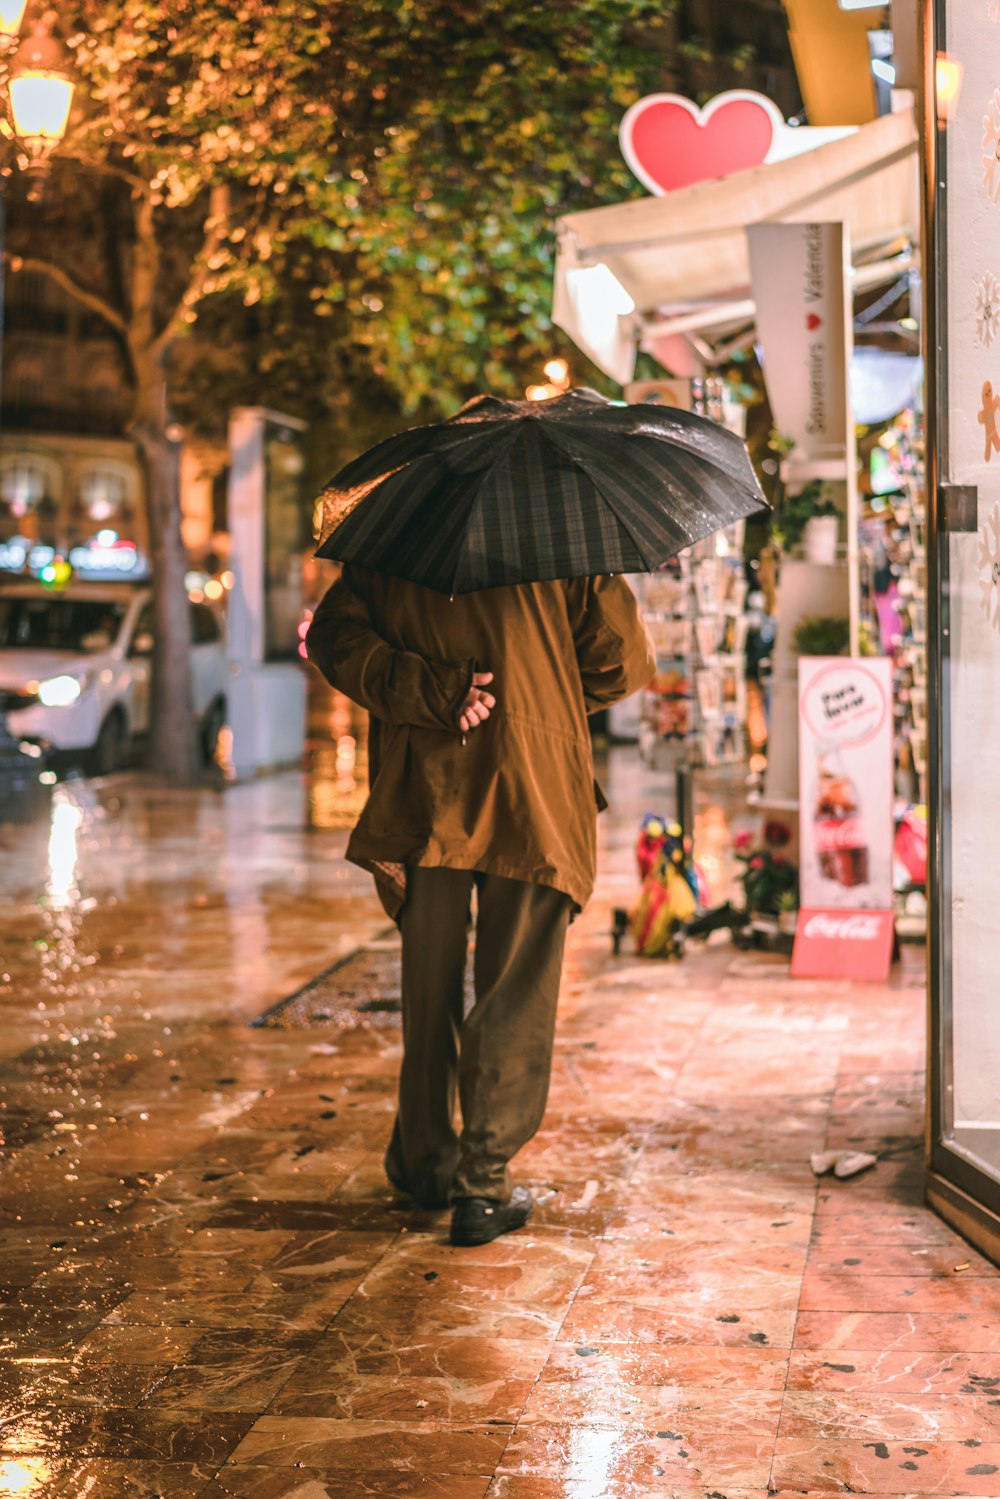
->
[1, 265, 227, 576]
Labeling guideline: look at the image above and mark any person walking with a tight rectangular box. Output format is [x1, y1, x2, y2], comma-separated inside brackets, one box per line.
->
[306, 563, 655, 1245]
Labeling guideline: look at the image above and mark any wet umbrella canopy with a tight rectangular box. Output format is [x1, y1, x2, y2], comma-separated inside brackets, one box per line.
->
[314, 387, 768, 594]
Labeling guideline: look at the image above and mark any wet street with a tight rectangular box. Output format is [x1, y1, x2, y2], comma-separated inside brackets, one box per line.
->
[0, 701, 986, 1499]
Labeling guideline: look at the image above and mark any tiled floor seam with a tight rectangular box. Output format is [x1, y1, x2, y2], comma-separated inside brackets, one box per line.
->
[768, 1181, 821, 1495]
[766, 1048, 923, 1499]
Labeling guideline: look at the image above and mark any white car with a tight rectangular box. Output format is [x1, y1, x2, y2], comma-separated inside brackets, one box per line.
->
[0, 581, 229, 774]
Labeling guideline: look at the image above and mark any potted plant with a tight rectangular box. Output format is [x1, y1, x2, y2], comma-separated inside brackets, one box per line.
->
[777, 890, 799, 935]
[792, 614, 851, 657]
[733, 821, 799, 919]
[773, 482, 839, 562]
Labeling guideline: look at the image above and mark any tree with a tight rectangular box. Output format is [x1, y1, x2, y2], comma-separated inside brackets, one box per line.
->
[9, 0, 796, 780]
[11, 1, 346, 782]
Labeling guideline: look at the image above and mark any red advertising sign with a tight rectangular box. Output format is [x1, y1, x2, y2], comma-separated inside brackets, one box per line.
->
[791, 908, 895, 981]
[792, 657, 895, 981]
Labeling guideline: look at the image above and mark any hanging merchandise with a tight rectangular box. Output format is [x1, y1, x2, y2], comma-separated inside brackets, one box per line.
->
[861, 412, 927, 808]
[636, 529, 748, 772]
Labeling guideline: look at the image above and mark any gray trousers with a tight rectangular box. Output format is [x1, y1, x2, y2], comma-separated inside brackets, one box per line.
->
[386, 866, 572, 1203]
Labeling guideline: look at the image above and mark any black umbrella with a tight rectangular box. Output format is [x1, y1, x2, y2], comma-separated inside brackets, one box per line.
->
[314, 387, 768, 594]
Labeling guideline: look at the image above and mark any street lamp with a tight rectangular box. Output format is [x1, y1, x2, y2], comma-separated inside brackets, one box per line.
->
[7, 21, 75, 198]
[0, 3, 28, 40]
[0, 6, 73, 799]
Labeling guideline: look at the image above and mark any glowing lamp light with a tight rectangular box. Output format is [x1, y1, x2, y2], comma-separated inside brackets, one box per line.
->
[10, 71, 73, 150]
[204, 579, 224, 601]
[936, 54, 963, 123]
[0, 1, 27, 37]
[543, 358, 570, 386]
[9, 31, 75, 158]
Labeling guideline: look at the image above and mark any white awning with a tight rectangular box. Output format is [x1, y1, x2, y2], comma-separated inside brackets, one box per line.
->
[553, 107, 920, 385]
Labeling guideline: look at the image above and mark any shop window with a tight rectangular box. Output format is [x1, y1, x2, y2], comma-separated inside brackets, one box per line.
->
[0, 461, 46, 519]
[78, 468, 127, 524]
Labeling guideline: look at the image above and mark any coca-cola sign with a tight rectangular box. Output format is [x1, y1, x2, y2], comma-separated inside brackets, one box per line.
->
[799, 657, 893, 912]
[795, 656, 894, 980]
[802, 912, 884, 941]
[813, 817, 865, 853]
[793, 907, 895, 980]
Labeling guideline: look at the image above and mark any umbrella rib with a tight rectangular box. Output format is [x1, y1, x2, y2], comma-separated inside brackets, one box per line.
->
[554, 449, 684, 563]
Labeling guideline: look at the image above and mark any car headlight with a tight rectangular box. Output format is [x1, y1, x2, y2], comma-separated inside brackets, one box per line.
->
[38, 674, 86, 707]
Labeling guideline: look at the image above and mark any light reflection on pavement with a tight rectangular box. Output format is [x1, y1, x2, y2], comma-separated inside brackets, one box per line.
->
[0, 671, 935, 1498]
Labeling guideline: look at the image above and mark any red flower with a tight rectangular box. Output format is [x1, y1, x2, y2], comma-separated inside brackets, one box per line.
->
[764, 820, 792, 848]
[733, 830, 754, 853]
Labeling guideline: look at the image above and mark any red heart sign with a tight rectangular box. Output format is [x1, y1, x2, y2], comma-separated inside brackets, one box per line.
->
[620, 91, 779, 196]
[807, 313, 823, 331]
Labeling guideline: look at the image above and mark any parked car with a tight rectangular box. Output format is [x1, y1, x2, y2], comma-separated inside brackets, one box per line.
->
[0, 581, 228, 774]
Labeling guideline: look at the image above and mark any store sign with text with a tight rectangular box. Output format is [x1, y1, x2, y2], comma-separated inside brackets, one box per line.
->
[792, 657, 895, 980]
[747, 222, 849, 462]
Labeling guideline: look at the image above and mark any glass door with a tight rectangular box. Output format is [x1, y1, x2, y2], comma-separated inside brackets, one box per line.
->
[926, 0, 1000, 1256]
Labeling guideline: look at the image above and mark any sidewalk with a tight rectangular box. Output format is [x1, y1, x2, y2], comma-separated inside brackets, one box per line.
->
[0, 738, 988, 1499]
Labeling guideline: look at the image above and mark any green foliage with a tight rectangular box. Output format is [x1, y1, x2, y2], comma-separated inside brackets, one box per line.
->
[734, 821, 798, 915]
[772, 482, 838, 550]
[33, 0, 680, 432]
[17, 0, 795, 463]
[792, 614, 851, 657]
[857, 619, 880, 658]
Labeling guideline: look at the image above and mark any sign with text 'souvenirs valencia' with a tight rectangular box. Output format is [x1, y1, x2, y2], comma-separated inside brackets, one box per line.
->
[792, 656, 895, 981]
[747, 222, 850, 464]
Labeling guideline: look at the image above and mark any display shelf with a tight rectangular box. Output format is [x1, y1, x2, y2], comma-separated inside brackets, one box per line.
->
[636, 523, 748, 773]
[860, 415, 927, 809]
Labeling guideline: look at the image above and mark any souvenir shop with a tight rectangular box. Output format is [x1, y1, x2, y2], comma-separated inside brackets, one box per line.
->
[552, 98, 927, 947]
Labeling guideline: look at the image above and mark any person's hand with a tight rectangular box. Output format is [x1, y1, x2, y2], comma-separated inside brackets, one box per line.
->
[458, 671, 495, 733]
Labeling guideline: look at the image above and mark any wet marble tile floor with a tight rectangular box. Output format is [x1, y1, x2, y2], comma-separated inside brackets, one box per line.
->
[0, 745, 986, 1497]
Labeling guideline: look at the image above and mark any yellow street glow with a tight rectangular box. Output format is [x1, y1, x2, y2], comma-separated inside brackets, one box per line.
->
[0, 1, 27, 37]
[9, 71, 74, 150]
[936, 54, 963, 122]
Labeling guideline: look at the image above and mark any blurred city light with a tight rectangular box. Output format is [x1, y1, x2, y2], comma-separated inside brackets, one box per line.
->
[0, 1, 27, 37]
[936, 54, 963, 123]
[39, 674, 82, 707]
[10, 59, 73, 154]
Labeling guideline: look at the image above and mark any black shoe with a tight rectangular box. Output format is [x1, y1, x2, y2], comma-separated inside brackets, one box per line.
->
[384, 1152, 450, 1211]
[450, 1186, 534, 1246]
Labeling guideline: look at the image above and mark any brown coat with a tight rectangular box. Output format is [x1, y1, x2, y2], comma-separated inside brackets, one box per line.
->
[306, 565, 655, 916]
